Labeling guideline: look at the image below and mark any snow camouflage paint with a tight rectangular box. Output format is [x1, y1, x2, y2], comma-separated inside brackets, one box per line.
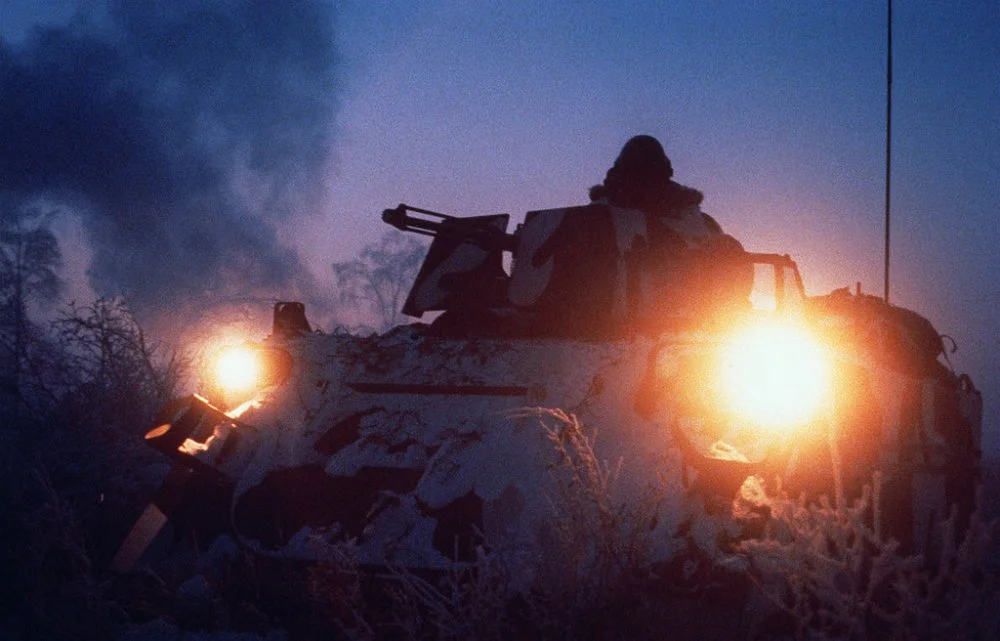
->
[121, 202, 983, 573]
[224, 332, 695, 566]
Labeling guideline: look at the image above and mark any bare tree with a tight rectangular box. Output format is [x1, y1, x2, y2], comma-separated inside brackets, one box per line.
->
[51, 297, 188, 430]
[331, 231, 426, 332]
[0, 205, 63, 422]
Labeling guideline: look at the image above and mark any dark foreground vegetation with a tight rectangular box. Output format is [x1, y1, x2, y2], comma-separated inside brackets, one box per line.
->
[1, 298, 998, 640]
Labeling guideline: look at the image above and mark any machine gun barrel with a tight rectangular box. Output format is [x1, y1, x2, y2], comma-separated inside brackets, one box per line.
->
[382, 203, 517, 253]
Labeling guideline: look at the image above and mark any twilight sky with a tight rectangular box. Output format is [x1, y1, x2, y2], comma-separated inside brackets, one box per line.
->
[2, 0, 998, 451]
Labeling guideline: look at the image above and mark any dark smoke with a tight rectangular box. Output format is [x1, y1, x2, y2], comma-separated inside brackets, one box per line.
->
[1, 0, 338, 320]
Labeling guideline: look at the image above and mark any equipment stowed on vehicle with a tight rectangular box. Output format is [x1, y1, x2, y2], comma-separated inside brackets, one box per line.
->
[113, 201, 983, 574]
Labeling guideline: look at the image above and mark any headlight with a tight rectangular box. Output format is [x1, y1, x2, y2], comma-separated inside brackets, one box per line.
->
[717, 320, 832, 430]
[206, 341, 293, 406]
[643, 319, 835, 467]
[215, 344, 263, 393]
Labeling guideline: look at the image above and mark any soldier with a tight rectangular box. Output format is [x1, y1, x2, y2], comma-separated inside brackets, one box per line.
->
[589, 134, 708, 223]
[590, 135, 751, 325]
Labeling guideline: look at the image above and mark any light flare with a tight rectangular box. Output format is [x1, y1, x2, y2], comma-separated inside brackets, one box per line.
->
[718, 321, 832, 430]
[214, 345, 262, 394]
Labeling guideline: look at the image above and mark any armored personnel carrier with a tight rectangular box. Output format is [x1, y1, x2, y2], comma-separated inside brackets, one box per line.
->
[114, 202, 983, 573]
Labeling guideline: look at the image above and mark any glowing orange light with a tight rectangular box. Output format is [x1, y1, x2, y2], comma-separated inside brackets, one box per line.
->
[226, 397, 261, 419]
[718, 321, 832, 430]
[214, 345, 262, 393]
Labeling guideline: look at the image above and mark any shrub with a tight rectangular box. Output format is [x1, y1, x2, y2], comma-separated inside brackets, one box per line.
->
[736, 475, 1000, 640]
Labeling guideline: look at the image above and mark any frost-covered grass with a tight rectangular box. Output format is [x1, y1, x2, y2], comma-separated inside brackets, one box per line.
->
[736, 474, 1000, 639]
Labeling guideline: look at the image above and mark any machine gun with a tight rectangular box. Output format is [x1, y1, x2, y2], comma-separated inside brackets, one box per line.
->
[382, 204, 516, 320]
[382, 204, 518, 254]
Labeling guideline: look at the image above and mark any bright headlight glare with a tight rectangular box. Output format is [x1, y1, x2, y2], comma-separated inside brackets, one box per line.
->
[214, 345, 262, 393]
[718, 321, 831, 430]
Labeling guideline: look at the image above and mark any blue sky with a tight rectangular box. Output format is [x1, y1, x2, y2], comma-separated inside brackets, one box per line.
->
[3, 0, 998, 451]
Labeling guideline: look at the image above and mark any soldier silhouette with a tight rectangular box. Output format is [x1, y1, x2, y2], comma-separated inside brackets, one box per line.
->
[589, 134, 708, 223]
[590, 135, 751, 326]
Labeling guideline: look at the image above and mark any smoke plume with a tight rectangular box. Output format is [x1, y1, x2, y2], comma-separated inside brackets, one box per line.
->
[0, 0, 339, 320]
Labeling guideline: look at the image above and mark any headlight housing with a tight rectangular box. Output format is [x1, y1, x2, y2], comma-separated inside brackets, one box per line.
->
[648, 318, 834, 465]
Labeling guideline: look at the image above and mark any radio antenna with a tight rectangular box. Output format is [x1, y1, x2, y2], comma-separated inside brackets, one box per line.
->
[884, 0, 893, 303]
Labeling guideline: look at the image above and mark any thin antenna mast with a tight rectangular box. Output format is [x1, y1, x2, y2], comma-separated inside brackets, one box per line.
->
[884, 0, 893, 303]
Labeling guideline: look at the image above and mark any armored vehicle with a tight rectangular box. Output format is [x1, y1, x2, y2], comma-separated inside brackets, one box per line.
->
[114, 202, 983, 572]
